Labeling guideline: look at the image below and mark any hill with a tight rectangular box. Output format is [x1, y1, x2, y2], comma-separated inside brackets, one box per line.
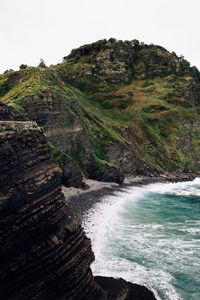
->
[1, 38, 200, 183]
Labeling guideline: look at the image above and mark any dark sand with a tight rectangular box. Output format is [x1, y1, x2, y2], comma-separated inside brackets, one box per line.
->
[62, 174, 197, 216]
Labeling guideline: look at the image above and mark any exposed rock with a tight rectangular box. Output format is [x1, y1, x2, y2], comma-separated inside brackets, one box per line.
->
[38, 59, 47, 68]
[61, 158, 86, 188]
[95, 276, 157, 300]
[22, 89, 83, 153]
[84, 157, 124, 184]
[22, 90, 125, 184]
[0, 121, 102, 300]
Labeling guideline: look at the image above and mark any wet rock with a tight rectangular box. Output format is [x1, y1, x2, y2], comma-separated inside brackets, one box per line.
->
[95, 276, 157, 300]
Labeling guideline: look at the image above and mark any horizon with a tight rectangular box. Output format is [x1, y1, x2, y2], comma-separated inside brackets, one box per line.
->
[1, 0, 200, 73]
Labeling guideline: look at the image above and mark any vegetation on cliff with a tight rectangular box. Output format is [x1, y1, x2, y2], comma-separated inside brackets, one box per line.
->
[1, 38, 200, 179]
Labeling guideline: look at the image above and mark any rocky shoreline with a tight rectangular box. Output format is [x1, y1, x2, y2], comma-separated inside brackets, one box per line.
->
[63, 173, 198, 217]
[63, 173, 198, 300]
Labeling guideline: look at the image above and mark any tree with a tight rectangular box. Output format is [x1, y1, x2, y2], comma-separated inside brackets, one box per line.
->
[131, 39, 139, 48]
[38, 59, 47, 68]
[4, 69, 14, 74]
[19, 64, 27, 70]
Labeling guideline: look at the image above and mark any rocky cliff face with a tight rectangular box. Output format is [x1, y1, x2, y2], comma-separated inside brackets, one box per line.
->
[0, 121, 102, 299]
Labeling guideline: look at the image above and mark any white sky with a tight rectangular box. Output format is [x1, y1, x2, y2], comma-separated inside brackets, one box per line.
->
[0, 0, 200, 73]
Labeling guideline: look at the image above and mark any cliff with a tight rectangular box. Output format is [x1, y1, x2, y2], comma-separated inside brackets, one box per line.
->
[0, 120, 103, 299]
[1, 38, 200, 181]
[0, 120, 156, 300]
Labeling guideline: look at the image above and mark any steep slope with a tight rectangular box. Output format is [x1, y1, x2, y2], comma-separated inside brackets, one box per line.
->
[0, 121, 102, 299]
[1, 38, 200, 178]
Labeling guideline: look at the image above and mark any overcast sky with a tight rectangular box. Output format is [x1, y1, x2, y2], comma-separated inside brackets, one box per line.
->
[0, 0, 199, 73]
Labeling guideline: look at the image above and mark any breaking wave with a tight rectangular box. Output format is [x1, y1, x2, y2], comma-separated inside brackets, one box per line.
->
[84, 178, 200, 300]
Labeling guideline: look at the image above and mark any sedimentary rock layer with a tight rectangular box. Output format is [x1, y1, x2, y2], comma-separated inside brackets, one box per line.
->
[0, 121, 102, 300]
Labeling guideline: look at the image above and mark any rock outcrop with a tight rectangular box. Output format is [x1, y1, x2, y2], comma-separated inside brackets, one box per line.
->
[95, 276, 156, 300]
[61, 158, 86, 188]
[0, 121, 102, 300]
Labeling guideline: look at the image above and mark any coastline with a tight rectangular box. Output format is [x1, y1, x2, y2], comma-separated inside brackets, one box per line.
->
[62, 173, 198, 299]
[63, 173, 197, 216]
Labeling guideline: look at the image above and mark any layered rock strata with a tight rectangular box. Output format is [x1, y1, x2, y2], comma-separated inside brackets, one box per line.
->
[0, 121, 102, 300]
[22, 92, 124, 184]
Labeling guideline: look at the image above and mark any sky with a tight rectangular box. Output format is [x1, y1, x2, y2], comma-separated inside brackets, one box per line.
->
[0, 0, 200, 73]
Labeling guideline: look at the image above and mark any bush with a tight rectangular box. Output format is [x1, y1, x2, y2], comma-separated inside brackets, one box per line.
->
[19, 64, 27, 70]
[3, 69, 14, 74]
[38, 59, 47, 68]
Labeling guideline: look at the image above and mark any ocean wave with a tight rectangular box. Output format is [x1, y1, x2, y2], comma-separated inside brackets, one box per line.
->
[84, 178, 200, 300]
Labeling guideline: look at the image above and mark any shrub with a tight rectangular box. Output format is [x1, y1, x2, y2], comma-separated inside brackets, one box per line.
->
[19, 64, 27, 70]
[38, 59, 47, 68]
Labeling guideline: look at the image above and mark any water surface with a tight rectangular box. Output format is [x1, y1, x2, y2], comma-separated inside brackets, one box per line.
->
[84, 178, 200, 300]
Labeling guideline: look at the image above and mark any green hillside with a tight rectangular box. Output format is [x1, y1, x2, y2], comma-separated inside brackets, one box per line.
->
[1, 38, 200, 180]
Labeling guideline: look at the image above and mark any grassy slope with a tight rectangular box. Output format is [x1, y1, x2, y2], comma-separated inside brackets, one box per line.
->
[91, 77, 200, 172]
[93, 76, 200, 171]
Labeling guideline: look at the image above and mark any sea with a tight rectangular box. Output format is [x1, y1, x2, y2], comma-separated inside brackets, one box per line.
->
[83, 178, 200, 300]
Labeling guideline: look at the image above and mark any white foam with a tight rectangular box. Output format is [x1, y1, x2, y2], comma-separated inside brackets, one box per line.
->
[141, 177, 200, 197]
[83, 178, 200, 300]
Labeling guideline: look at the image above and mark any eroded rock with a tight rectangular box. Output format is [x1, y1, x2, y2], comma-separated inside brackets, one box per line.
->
[0, 121, 102, 300]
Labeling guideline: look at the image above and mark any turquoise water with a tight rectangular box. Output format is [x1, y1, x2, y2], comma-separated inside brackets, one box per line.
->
[84, 179, 200, 300]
